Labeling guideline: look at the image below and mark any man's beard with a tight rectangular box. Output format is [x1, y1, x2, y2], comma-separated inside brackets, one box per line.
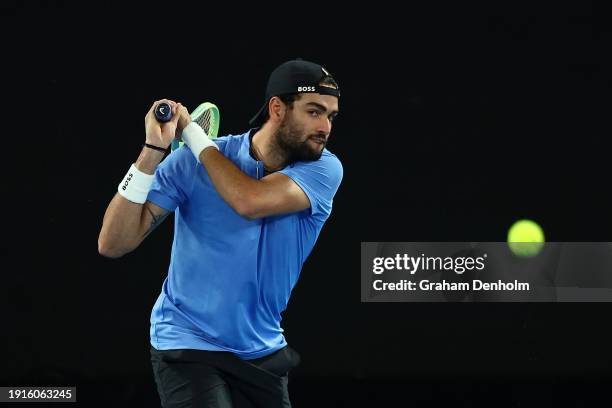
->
[274, 117, 326, 163]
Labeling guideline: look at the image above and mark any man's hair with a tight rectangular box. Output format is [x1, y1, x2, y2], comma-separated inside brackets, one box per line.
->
[260, 75, 339, 124]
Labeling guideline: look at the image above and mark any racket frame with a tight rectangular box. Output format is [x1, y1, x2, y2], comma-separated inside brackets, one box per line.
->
[171, 102, 220, 151]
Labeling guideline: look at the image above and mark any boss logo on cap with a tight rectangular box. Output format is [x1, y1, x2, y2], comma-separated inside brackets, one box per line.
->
[298, 86, 316, 92]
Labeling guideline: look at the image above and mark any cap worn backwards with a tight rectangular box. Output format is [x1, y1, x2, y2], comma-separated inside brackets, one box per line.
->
[249, 59, 340, 126]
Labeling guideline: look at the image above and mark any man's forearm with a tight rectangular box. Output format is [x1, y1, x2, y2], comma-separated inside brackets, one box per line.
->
[134, 146, 166, 175]
[98, 148, 165, 257]
[199, 148, 262, 217]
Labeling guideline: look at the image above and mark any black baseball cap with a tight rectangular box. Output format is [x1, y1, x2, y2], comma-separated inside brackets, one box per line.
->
[249, 59, 340, 126]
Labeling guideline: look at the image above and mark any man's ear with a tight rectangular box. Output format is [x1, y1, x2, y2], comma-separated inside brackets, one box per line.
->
[268, 96, 286, 124]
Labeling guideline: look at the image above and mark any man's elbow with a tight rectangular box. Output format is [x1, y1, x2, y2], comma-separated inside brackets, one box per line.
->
[235, 205, 260, 221]
[234, 194, 262, 220]
[98, 237, 131, 259]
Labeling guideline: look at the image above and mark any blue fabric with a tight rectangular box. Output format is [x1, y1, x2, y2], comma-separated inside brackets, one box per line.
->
[147, 129, 343, 359]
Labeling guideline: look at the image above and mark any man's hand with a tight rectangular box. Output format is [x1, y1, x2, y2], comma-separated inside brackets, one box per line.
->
[176, 104, 192, 136]
[145, 99, 183, 149]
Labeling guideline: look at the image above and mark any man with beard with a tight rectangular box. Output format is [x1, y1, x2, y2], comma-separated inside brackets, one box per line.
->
[98, 59, 342, 407]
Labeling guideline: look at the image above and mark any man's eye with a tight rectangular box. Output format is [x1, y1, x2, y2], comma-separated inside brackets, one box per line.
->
[309, 110, 319, 117]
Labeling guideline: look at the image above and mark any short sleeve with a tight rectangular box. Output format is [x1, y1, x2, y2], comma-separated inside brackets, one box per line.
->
[279, 151, 343, 218]
[146, 147, 197, 212]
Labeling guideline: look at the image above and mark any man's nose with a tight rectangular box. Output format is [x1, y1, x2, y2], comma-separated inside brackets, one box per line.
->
[317, 116, 332, 135]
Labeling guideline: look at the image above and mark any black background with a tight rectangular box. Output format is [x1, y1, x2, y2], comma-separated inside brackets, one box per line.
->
[2, 1, 612, 407]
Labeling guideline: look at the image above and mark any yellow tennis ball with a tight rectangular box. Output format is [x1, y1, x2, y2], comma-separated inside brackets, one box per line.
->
[507, 219, 545, 257]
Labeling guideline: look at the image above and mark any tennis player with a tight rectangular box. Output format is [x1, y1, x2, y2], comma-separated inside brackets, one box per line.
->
[98, 59, 342, 407]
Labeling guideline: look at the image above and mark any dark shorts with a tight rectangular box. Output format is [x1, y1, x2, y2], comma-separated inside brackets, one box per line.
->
[150, 345, 301, 408]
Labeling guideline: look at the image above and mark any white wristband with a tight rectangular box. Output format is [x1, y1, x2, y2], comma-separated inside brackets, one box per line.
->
[182, 121, 218, 160]
[117, 164, 155, 204]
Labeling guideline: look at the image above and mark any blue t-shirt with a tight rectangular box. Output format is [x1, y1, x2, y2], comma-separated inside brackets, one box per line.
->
[147, 129, 343, 359]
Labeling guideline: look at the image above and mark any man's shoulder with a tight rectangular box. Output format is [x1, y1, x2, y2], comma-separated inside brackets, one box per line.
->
[213, 131, 250, 156]
[214, 133, 246, 144]
[281, 148, 343, 192]
[161, 131, 250, 170]
[287, 148, 342, 171]
[215, 131, 249, 146]
[321, 148, 341, 164]
[164, 143, 197, 166]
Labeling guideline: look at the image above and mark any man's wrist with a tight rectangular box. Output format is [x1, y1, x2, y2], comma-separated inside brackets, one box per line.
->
[182, 122, 218, 161]
[179, 118, 192, 131]
[135, 145, 165, 175]
[143, 143, 168, 153]
[117, 163, 155, 204]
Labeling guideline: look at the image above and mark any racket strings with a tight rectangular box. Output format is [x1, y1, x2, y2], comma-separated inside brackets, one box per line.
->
[172, 104, 218, 151]
[195, 109, 213, 135]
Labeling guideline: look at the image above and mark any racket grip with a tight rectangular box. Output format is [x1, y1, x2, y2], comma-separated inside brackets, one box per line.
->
[154, 102, 172, 122]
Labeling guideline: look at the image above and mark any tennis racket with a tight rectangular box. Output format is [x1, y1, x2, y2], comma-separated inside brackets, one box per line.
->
[171, 102, 221, 151]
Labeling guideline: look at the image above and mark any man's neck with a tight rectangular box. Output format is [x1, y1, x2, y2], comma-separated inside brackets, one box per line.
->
[251, 125, 289, 172]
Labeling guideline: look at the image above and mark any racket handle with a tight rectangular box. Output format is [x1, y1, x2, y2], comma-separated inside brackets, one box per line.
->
[154, 102, 172, 122]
